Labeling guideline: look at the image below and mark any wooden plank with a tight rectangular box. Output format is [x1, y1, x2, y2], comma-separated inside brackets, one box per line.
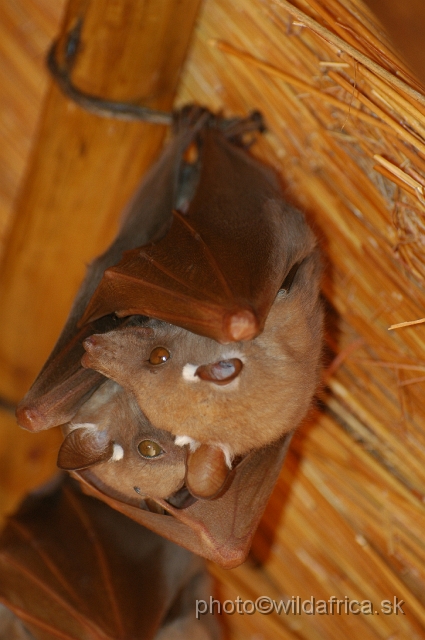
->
[0, 0, 202, 402]
[0, 0, 66, 238]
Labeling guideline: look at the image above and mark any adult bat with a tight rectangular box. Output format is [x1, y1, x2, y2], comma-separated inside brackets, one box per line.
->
[16, 106, 322, 432]
[0, 475, 220, 640]
[15, 106, 322, 566]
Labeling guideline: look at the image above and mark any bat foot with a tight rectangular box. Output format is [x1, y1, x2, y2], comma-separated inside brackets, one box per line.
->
[218, 110, 266, 146]
[172, 105, 212, 135]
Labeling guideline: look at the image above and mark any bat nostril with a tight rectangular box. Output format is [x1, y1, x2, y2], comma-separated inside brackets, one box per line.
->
[195, 358, 243, 384]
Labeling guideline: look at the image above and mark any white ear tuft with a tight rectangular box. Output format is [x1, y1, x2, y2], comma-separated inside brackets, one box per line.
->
[111, 444, 124, 461]
[182, 363, 199, 382]
[175, 435, 200, 451]
[216, 443, 233, 468]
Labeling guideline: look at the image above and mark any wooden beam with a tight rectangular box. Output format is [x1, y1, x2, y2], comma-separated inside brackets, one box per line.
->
[0, 0, 202, 402]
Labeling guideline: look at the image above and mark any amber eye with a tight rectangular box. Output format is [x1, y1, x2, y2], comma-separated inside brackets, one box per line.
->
[149, 346, 170, 365]
[138, 440, 164, 458]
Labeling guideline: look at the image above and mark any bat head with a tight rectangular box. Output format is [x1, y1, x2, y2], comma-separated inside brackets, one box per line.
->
[58, 380, 187, 501]
[81, 249, 323, 460]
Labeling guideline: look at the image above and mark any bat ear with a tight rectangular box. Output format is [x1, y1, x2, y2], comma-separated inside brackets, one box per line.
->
[185, 444, 231, 500]
[58, 428, 114, 471]
[195, 358, 243, 384]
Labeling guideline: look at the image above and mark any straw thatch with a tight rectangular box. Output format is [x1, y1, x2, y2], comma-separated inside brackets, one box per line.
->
[1, 0, 425, 638]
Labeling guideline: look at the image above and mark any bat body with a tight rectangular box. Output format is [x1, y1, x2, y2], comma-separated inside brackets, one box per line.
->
[14, 107, 322, 566]
[55, 383, 293, 567]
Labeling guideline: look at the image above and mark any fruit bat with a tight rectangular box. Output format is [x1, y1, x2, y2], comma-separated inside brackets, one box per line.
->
[80, 247, 322, 463]
[56, 379, 293, 566]
[0, 475, 220, 639]
[57, 379, 193, 502]
[15, 106, 322, 566]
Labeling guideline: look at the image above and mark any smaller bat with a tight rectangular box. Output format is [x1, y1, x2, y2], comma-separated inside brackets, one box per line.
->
[58, 378, 230, 502]
[73, 430, 292, 568]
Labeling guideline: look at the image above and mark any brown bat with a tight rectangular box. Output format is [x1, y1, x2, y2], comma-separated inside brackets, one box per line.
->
[80, 247, 322, 463]
[15, 106, 321, 566]
[0, 475, 220, 639]
[57, 378, 222, 502]
[16, 106, 322, 433]
[56, 379, 292, 566]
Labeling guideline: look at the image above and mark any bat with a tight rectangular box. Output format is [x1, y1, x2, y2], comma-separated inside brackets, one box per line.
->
[56, 378, 292, 566]
[16, 106, 322, 432]
[0, 475, 220, 640]
[57, 379, 189, 501]
[14, 106, 322, 566]
[80, 247, 322, 464]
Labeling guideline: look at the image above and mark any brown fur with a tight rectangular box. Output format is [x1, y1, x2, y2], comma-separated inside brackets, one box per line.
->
[81, 250, 323, 457]
[61, 380, 186, 503]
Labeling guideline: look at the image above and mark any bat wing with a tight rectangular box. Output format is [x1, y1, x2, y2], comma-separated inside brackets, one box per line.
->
[16, 107, 209, 432]
[80, 125, 315, 343]
[76, 433, 292, 569]
[0, 475, 217, 639]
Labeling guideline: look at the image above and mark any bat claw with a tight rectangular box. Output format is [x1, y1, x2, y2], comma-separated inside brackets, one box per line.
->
[226, 310, 259, 341]
[15, 404, 44, 431]
[81, 335, 102, 368]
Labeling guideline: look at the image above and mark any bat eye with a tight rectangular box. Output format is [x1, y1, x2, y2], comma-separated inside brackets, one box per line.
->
[149, 346, 170, 365]
[196, 358, 243, 385]
[138, 440, 164, 458]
